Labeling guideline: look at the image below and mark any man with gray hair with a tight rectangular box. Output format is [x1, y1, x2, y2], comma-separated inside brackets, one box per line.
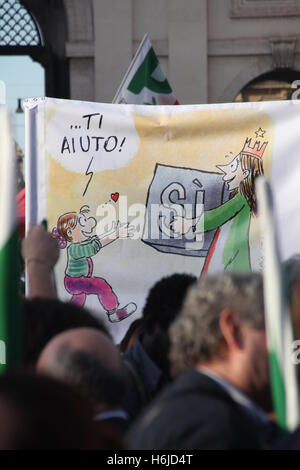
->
[128, 273, 281, 449]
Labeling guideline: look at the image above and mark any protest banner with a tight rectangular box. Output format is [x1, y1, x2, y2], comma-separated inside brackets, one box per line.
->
[24, 97, 300, 342]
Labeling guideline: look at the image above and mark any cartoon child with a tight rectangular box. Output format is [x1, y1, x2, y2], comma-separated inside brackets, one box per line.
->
[171, 133, 267, 272]
[52, 205, 137, 323]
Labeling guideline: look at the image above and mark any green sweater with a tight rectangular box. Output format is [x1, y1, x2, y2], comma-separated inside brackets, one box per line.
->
[66, 236, 102, 277]
[196, 192, 251, 272]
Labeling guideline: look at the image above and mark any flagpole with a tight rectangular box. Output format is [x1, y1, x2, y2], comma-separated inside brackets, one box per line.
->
[257, 176, 300, 431]
[25, 104, 38, 297]
[112, 34, 150, 103]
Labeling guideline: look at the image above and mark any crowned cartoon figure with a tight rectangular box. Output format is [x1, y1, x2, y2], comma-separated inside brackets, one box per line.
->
[52, 205, 137, 323]
[171, 129, 268, 273]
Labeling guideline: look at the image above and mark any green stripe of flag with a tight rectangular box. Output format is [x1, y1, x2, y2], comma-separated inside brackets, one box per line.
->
[257, 177, 300, 431]
[128, 46, 173, 95]
[113, 34, 178, 105]
[0, 227, 21, 372]
[269, 350, 286, 428]
[0, 108, 22, 373]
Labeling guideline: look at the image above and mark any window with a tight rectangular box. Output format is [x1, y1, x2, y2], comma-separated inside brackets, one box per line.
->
[231, 0, 300, 18]
[0, 0, 43, 46]
[0, 0, 45, 153]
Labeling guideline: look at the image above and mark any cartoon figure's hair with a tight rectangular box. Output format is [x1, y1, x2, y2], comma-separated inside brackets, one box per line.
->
[239, 153, 264, 213]
[79, 205, 90, 215]
[57, 212, 78, 243]
[52, 206, 91, 248]
[52, 213, 77, 249]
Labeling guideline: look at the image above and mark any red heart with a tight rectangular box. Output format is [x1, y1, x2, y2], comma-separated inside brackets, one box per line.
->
[111, 192, 119, 203]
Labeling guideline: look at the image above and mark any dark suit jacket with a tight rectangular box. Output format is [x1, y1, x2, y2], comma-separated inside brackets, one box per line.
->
[123, 339, 169, 421]
[127, 370, 280, 450]
[275, 427, 300, 449]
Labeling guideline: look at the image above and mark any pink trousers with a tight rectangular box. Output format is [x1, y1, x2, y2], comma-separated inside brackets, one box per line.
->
[64, 275, 118, 311]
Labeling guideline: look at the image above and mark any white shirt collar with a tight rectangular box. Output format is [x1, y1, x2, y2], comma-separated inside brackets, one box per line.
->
[94, 409, 129, 422]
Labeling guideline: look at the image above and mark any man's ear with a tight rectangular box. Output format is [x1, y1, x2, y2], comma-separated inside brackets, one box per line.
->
[219, 308, 244, 352]
[242, 169, 250, 179]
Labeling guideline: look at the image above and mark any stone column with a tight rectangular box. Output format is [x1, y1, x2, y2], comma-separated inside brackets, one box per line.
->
[63, 0, 95, 101]
[93, 0, 132, 103]
[167, 0, 207, 104]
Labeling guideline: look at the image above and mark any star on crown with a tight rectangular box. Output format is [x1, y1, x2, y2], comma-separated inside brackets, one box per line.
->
[255, 128, 266, 138]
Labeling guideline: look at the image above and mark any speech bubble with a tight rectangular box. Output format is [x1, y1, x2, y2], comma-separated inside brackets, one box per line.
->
[46, 101, 140, 174]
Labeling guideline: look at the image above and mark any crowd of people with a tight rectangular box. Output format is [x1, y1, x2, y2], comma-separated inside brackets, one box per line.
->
[1, 223, 300, 450]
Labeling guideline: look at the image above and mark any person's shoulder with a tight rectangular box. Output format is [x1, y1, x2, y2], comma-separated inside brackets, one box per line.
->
[127, 395, 243, 450]
[156, 370, 238, 417]
[127, 370, 267, 450]
[127, 371, 241, 450]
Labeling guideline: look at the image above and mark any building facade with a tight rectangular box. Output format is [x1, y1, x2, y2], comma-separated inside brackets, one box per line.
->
[4, 0, 300, 104]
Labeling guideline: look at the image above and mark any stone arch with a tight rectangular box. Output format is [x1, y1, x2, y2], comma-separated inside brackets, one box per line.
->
[218, 37, 300, 104]
[20, 0, 69, 97]
[19, 0, 94, 100]
[218, 56, 276, 103]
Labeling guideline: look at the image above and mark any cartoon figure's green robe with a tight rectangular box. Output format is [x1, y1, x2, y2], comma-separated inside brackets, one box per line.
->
[196, 192, 251, 272]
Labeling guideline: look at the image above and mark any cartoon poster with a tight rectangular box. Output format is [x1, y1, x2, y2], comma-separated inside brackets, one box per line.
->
[25, 97, 300, 341]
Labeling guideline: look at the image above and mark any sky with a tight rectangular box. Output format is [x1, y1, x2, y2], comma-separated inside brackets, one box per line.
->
[0, 55, 45, 151]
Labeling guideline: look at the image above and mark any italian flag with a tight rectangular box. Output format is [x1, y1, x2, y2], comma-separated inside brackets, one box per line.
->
[0, 108, 21, 372]
[113, 34, 179, 105]
[257, 177, 300, 431]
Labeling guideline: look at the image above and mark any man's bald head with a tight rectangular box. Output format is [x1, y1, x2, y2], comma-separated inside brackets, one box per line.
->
[37, 328, 125, 411]
[37, 328, 120, 375]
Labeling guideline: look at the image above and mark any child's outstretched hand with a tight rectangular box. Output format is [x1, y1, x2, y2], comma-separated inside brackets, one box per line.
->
[97, 220, 135, 247]
[117, 221, 135, 239]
